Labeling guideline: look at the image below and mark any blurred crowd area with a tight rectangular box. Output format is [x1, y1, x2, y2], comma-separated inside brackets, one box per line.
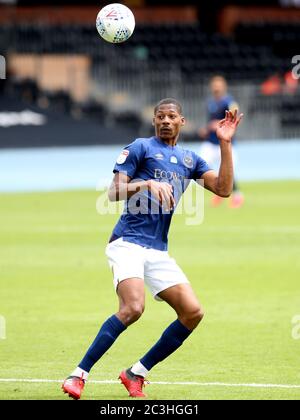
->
[1, 0, 300, 147]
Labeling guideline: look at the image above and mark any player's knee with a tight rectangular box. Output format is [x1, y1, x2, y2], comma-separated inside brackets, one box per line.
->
[126, 303, 144, 324]
[180, 307, 204, 330]
[196, 307, 205, 324]
[190, 307, 204, 328]
[119, 302, 145, 326]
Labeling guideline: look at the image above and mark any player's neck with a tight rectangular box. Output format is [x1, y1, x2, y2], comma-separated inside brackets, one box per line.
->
[158, 136, 178, 147]
[165, 139, 177, 147]
[214, 93, 226, 101]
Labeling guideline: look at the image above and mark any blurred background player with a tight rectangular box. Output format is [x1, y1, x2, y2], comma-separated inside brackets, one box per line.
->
[199, 75, 244, 208]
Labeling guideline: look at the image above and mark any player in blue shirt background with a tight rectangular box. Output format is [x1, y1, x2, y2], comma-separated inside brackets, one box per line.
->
[199, 75, 244, 208]
[62, 98, 243, 399]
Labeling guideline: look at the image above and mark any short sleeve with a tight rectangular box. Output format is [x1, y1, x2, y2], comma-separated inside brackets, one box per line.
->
[113, 139, 145, 179]
[192, 153, 212, 180]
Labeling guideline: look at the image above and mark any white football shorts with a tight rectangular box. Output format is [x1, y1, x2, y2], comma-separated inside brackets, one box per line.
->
[105, 237, 189, 301]
[200, 141, 237, 168]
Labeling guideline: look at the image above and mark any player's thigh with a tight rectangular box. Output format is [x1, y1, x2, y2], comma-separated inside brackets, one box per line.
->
[117, 278, 145, 326]
[117, 277, 145, 308]
[158, 283, 203, 317]
[106, 238, 145, 298]
[144, 251, 189, 301]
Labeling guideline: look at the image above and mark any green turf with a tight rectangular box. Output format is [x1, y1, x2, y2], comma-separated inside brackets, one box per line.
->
[0, 181, 300, 400]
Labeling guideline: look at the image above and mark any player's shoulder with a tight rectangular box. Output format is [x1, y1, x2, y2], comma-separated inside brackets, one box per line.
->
[225, 93, 234, 101]
[126, 136, 154, 149]
[179, 146, 212, 177]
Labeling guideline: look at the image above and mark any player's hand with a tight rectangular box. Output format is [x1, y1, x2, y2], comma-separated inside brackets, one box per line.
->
[216, 110, 243, 143]
[147, 180, 175, 212]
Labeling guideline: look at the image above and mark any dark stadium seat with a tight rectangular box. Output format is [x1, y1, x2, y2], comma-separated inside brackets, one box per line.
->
[3, 20, 300, 134]
[3, 20, 295, 83]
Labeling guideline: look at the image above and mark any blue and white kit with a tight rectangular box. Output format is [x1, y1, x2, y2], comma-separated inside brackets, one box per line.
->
[106, 136, 211, 299]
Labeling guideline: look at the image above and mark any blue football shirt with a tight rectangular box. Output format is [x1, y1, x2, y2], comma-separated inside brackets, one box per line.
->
[207, 94, 236, 145]
[110, 136, 211, 251]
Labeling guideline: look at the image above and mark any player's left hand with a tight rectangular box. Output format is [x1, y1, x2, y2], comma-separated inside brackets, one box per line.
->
[216, 110, 243, 143]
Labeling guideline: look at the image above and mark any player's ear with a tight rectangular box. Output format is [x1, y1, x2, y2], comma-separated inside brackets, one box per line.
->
[152, 117, 155, 126]
[181, 117, 186, 126]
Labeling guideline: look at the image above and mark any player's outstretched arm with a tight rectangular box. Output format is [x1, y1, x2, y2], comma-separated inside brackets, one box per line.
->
[200, 110, 243, 197]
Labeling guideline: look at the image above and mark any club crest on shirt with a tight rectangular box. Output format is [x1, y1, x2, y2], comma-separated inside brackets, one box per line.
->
[116, 150, 129, 164]
[170, 156, 178, 164]
[183, 153, 193, 169]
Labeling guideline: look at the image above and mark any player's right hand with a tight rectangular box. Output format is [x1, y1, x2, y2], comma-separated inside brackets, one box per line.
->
[146, 180, 175, 212]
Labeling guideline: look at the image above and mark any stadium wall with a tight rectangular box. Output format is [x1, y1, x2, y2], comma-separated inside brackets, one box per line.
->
[0, 141, 299, 193]
[0, 6, 197, 24]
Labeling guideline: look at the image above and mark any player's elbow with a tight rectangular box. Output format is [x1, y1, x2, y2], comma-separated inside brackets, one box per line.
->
[215, 181, 233, 198]
[211, 178, 232, 198]
[217, 190, 231, 198]
[108, 182, 125, 201]
[108, 190, 115, 202]
[214, 186, 232, 198]
[108, 187, 119, 202]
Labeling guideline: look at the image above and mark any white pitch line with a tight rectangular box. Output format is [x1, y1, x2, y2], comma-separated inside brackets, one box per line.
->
[0, 378, 299, 390]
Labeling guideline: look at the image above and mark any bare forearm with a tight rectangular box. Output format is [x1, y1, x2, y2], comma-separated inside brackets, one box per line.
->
[108, 179, 149, 201]
[206, 109, 242, 197]
[215, 141, 234, 197]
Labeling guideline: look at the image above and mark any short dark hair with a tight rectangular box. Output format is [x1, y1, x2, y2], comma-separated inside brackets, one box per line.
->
[154, 98, 183, 115]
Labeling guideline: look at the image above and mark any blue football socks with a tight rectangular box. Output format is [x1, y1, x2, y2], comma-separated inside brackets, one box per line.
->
[140, 319, 192, 371]
[79, 315, 126, 372]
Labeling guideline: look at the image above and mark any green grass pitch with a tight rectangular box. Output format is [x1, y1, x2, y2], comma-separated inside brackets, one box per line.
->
[0, 181, 299, 400]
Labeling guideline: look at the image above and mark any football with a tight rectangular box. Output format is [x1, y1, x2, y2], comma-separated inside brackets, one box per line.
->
[96, 3, 135, 44]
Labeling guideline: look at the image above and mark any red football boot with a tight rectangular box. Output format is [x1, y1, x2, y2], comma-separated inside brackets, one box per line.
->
[119, 369, 148, 398]
[230, 193, 244, 209]
[211, 195, 224, 207]
[62, 374, 85, 400]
